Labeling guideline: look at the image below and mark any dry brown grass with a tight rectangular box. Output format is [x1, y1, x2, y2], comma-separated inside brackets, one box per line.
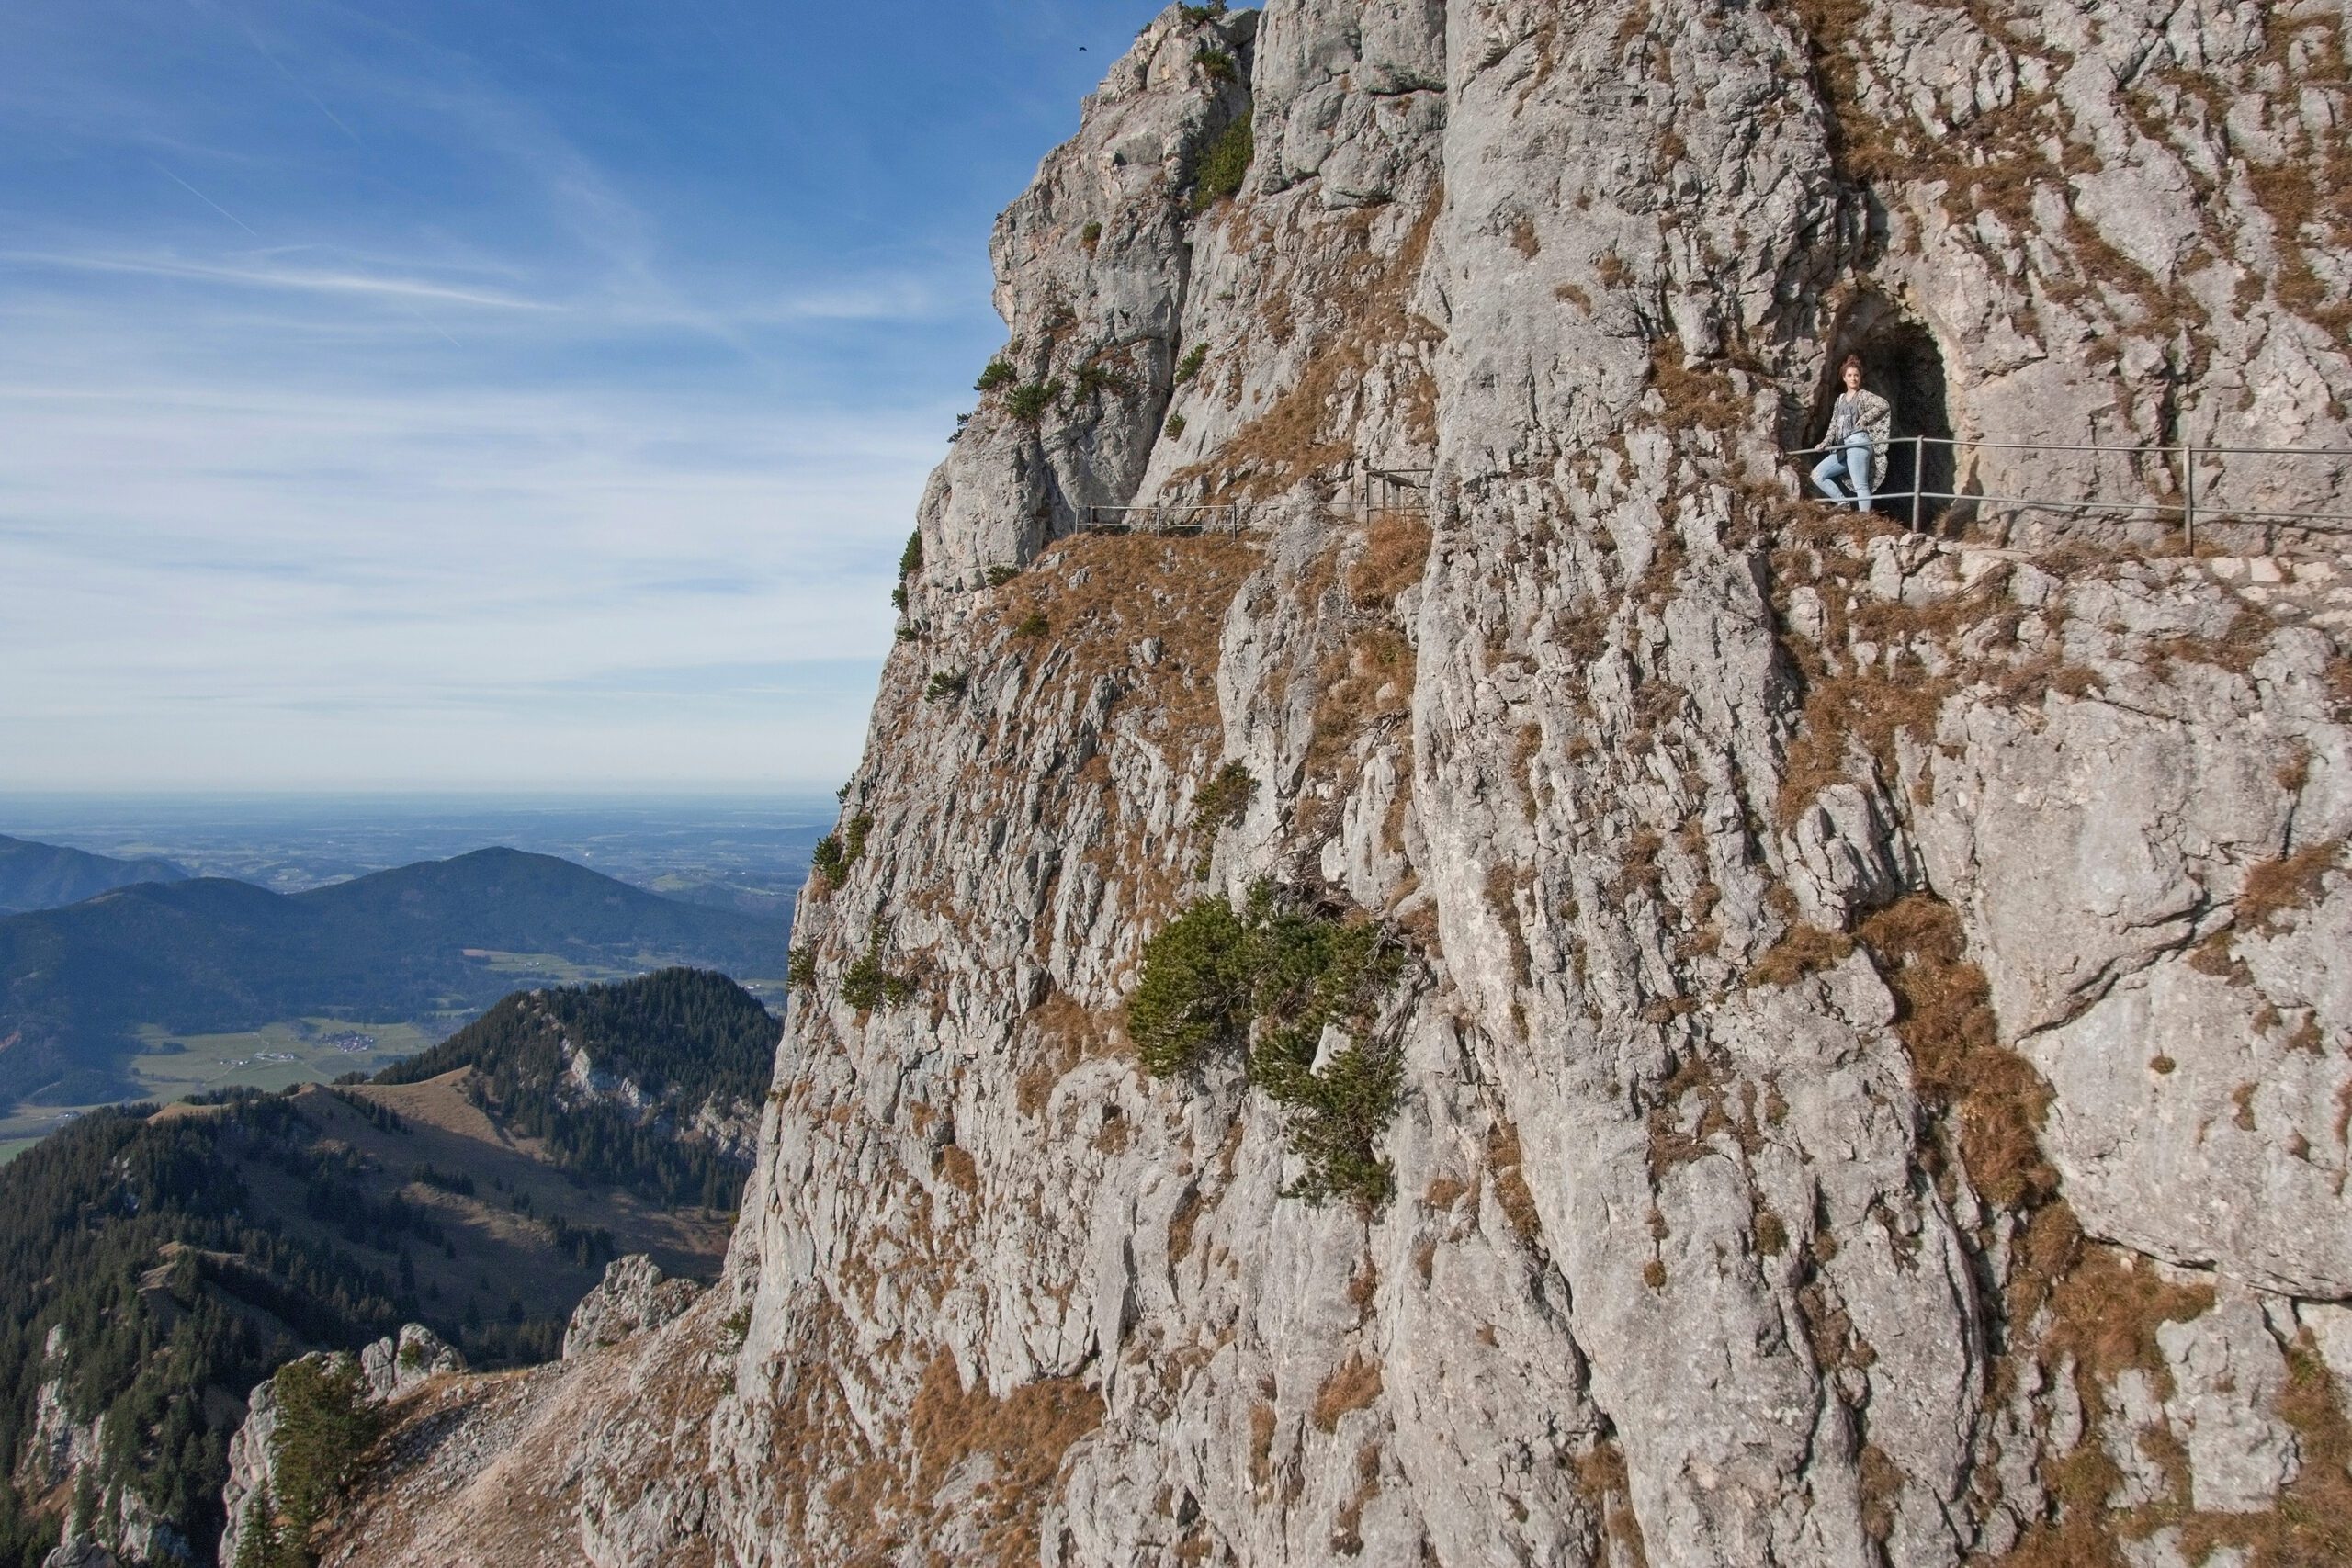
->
[1774, 665, 1952, 829]
[2145, 605, 2271, 681]
[1645, 1053, 1755, 1179]
[1247, 1399, 1278, 1491]
[1485, 1121, 1545, 1248]
[1856, 896, 2055, 1211]
[1611, 827, 1665, 899]
[2238, 840, 2344, 935]
[905, 1355, 1104, 1567]
[1350, 512, 1432, 605]
[1014, 993, 1104, 1117]
[981, 530, 1262, 930]
[1171, 194, 1442, 500]
[1747, 923, 1855, 987]
[2238, 21, 2352, 335]
[1859, 1442, 1905, 1547]
[1310, 1354, 1384, 1432]
[1571, 1439, 1651, 1567]
[935, 1145, 978, 1195]
[1293, 514, 1430, 836]
[1329, 1440, 1384, 1556]
[1166, 1184, 1205, 1268]
[1647, 339, 1747, 431]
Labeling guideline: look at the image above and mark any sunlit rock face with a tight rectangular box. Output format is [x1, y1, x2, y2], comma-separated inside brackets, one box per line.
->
[293, 2, 2352, 1563]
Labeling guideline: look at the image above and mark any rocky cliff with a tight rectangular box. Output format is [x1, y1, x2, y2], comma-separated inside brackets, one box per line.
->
[293, 2, 2352, 1564]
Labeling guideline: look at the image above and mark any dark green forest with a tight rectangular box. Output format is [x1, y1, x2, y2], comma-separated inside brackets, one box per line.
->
[0, 1100, 408, 1566]
[0, 967, 771, 1567]
[379, 966, 776, 1209]
[0, 835, 187, 918]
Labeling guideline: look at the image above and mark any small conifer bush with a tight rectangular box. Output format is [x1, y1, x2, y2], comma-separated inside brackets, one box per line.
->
[1174, 344, 1209, 384]
[975, 359, 1015, 392]
[1190, 761, 1256, 836]
[1006, 380, 1063, 424]
[1128, 882, 1407, 1205]
[809, 813, 872, 893]
[1127, 896, 1257, 1076]
[840, 929, 914, 1011]
[1072, 362, 1134, 401]
[1192, 113, 1253, 210]
[266, 1355, 383, 1562]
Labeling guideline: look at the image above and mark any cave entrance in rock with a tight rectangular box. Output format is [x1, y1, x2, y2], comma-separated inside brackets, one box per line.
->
[1805, 306, 1958, 528]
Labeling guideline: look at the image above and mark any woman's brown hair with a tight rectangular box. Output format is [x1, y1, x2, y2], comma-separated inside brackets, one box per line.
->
[1841, 354, 1864, 374]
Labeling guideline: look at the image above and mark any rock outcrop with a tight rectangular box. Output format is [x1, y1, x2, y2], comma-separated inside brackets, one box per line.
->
[306, 2, 2352, 1564]
[560, 1257, 704, 1362]
[218, 1328, 462, 1568]
[28, 1326, 187, 1568]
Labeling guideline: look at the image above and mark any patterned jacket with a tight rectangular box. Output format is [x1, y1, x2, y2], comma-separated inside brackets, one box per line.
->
[1826, 389, 1893, 485]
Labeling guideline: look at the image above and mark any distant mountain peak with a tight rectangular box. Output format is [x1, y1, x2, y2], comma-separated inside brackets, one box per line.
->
[0, 833, 191, 916]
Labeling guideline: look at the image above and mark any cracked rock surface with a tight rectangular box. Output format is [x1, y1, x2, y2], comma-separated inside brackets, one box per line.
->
[293, 2, 2352, 1563]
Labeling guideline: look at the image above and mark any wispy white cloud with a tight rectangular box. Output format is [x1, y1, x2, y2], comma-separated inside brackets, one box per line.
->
[0, 290, 942, 789]
[0, 0, 1109, 791]
[0, 249, 554, 310]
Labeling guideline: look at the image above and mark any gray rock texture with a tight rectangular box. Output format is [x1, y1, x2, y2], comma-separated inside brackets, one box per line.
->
[562, 1256, 704, 1361]
[300, 1, 2352, 1563]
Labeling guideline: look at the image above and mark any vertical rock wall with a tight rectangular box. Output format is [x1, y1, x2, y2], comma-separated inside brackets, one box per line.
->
[309, 3, 2352, 1564]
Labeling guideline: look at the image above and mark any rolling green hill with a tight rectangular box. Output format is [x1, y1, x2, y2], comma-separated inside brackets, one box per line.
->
[0, 969, 759, 1567]
[0, 834, 189, 916]
[0, 848, 784, 1110]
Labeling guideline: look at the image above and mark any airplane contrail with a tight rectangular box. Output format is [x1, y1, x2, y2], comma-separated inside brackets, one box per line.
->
[152, 162, 263, 238]
[216, 0, 368, 146]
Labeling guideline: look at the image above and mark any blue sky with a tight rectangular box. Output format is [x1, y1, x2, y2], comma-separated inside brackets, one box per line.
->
[0, 0, 1171, 792]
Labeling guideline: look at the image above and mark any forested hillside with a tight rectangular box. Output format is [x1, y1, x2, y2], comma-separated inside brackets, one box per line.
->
[0, 970, 756, 1566]
[0, 836, 187, 916]
[379, 967, 776, 1209]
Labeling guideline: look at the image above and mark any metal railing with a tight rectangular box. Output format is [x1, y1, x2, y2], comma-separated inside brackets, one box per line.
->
[1084, 502, 1253, 535]
[1792, 434, 2352, 547]
[1363, 465, 1433, 517]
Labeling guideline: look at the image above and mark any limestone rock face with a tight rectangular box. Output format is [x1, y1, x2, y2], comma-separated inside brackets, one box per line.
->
[28, 1326, 185, 1568]
[312, 1, 2352, 1563]
[562, 1256, 704, 1360]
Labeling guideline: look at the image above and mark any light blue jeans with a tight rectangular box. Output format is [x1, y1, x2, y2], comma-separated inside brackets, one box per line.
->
[1811, 434, 1875, 510]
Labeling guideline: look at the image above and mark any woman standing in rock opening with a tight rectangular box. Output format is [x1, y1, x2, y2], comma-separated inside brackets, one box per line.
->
[1811, 354, 1892, 511]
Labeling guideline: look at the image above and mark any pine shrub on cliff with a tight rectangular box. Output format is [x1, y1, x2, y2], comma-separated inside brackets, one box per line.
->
[1190, 112, 1253, 210]
[260, 1355, 383, 1566]
[1129, 883, 1406, 1205]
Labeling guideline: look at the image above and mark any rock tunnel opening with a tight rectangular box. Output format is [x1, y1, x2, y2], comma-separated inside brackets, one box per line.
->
[1801, 306, 1960, 527]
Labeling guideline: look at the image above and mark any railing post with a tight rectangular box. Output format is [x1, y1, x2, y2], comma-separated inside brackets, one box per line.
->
[2182, 445, 2197, 551]
[1911, 434, 1925, 533]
